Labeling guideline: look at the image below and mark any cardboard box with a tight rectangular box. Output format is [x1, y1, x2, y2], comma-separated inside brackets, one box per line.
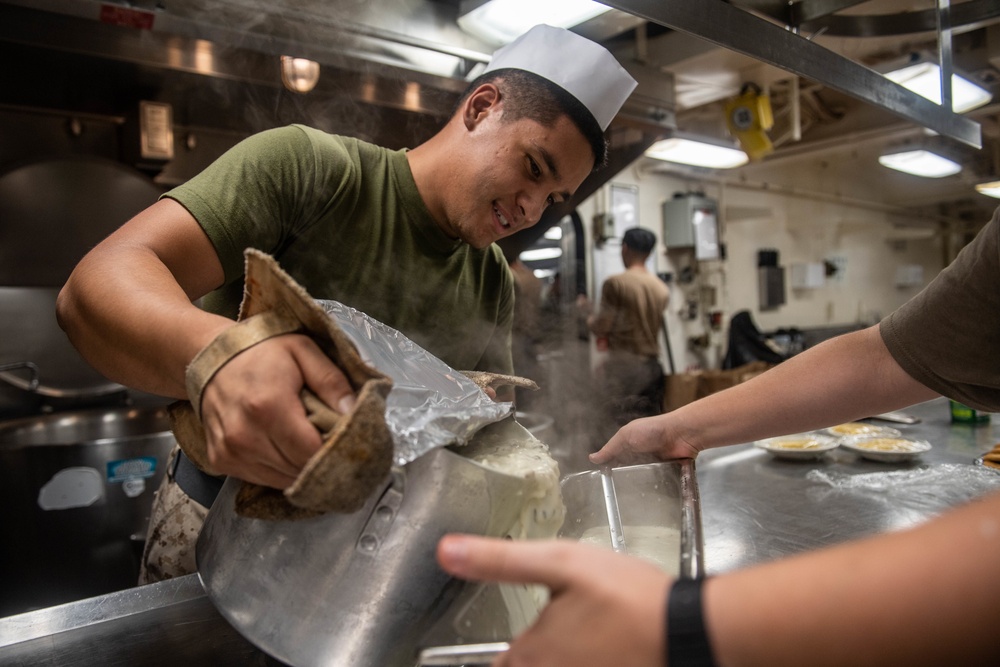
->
[663, 361, 773, 412]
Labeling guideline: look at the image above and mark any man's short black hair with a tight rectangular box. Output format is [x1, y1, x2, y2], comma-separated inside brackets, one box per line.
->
[457, 68, 609, 169]
[623, 227, 656, 255]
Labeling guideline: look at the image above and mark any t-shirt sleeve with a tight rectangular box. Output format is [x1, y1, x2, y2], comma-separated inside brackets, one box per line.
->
[879, 208, 1000, 411]
[161, 125, 354, 284]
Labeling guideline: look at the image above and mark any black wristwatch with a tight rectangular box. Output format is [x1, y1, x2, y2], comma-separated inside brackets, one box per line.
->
[666, 577, 718, 667]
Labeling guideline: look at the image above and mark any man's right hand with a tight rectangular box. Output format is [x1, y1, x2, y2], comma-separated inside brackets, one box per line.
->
[590, 414, 701, 466]
[198, 333, 356, 488]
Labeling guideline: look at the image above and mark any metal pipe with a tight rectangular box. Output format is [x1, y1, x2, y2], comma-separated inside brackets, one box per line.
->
[790, 75, 802, 143]
[938, 0, 954, 112]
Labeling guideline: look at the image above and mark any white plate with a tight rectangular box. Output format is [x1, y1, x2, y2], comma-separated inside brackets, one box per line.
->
[840, 436, 932, 463]
[754, 433, 840, 460]
[824, 422, 902, 438]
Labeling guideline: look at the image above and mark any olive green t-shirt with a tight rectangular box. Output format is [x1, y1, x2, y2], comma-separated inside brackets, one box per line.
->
[164, 125, 513, 374]
[880, 208, 1000, 412]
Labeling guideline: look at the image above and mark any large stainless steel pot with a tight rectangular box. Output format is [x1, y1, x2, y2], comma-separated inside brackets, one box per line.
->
[0, 287, 132, 420]
[198, 417, 551, 667]
[0, 407, 176, 616]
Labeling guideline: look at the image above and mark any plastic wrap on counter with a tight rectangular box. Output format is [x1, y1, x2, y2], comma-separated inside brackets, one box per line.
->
[806, 464, 1000, 512]
[318, 300, 513, 465]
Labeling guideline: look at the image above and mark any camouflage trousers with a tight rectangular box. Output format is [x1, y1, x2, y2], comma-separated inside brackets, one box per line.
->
[138, 446, 210, 585]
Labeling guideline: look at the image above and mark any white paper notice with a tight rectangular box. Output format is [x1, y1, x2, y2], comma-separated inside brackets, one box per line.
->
[38, 467, 104, 510]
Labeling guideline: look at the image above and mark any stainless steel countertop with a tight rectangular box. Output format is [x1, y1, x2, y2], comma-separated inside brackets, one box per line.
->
[2, 398, 997, 665]
[698, 397, 1000, 574]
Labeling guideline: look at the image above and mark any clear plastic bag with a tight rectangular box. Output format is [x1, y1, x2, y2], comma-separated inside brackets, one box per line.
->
[318, 300, 513, 465]
[806, 464, 1000, 514]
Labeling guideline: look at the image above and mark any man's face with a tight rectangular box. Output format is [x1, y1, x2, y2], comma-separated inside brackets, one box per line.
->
[443, 110, 594, 250]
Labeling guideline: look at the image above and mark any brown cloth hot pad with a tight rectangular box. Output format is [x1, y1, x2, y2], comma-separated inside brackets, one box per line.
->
[169, 249, 393, 521]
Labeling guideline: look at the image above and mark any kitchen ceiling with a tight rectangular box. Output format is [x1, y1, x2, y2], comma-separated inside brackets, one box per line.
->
[2, 0, 1000, 231]
[630, 0, 1000, 226]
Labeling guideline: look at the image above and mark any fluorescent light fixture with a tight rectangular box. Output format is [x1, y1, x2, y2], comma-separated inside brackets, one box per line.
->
[644, 137, 749, 169]
[543, 226, 563, 240]
[458, 0, 611, 45]
[883, 61, 991, 114]
[878, 149, 961, 178]
[975, 180, 1000, 199]
[519, 247, 563, 262]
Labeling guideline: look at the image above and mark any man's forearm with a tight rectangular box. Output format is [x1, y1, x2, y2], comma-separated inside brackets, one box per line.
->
[57, 244, 231, 399]
[673, 326, 939, 451]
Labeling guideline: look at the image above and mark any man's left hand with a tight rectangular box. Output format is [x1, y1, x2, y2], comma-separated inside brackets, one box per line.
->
[436, 535, 670, 667]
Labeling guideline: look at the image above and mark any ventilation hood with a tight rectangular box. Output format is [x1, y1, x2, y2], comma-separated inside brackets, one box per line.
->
[0, 0, 995, 242]
[0, 0, 679, 253]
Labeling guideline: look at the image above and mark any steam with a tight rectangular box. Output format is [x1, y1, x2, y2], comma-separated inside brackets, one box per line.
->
[179, 0, 458, 145]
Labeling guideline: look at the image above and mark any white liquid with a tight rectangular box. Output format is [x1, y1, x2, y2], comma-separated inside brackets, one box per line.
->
[578, 525, 681, 576]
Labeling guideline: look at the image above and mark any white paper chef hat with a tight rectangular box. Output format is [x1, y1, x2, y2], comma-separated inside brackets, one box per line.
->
[483, 24, 637, 131]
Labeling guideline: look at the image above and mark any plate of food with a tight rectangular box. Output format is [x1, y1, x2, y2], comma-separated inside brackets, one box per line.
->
[840, 436, 932, 463]
[824, 422, 902, 439]
[754, 433, 840, 460]
[975, 443, 1000, 471]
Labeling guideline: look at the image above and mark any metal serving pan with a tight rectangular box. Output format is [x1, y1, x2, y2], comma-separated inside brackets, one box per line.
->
[417, 460, 705, 666]
[558, 459, 704, 580]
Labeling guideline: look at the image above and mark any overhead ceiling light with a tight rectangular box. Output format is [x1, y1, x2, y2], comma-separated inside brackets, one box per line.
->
[280, 56, 320, 94]
[882, 58, 991, 114]
[543, 226, 563, 240]
[878, 149, 961, 178]
[975, 180, 1000, 199]
[519, 247, 563, 262]
[644, 136, 749, 169]
[457, 0, 611, 45]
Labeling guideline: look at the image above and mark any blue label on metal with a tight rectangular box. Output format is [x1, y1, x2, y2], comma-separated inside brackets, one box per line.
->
[107, 456, 157, 483]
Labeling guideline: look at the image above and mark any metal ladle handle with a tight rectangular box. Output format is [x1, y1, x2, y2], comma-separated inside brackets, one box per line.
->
[600, 464, 628, 554]
[417, 641, 509, 665]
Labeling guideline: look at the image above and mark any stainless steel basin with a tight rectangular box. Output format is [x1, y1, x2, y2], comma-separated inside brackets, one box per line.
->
[0, 406, 176, 617]
[558, 460, 704, 580]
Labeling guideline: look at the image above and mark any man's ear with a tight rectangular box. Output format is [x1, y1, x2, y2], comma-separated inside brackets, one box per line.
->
[463, 83, 501, 130]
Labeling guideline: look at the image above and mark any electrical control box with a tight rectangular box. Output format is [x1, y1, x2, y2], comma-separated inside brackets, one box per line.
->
[661, 194, 720, 260]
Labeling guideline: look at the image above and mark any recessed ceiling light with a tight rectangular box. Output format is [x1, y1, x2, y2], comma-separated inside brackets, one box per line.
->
[519, 247, 563, 262]
[457, 0, 611, 45]
[878, 149, 961, 178]
[975, 180, 1000, 199]
[644, 137, 749, 169]
[883, 60, 991, 114]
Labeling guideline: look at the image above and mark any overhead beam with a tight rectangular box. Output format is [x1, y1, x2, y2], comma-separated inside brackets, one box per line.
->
[604, 0, 982, 148]
[796, 0, 1000, 37]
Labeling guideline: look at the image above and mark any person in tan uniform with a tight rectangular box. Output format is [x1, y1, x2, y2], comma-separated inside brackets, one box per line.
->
[588, 227, 670, 434]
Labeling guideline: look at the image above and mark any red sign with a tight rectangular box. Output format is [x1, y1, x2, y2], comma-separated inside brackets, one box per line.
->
[99, 4, 156, 30]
